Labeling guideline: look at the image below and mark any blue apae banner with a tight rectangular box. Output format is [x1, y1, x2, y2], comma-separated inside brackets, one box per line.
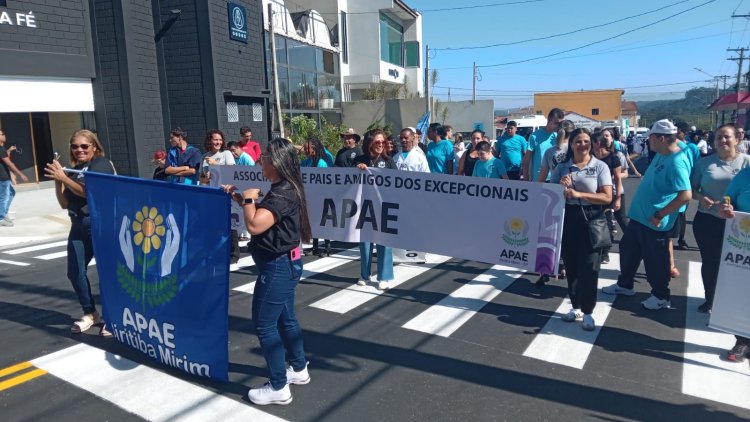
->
[86, 173, 230, 381]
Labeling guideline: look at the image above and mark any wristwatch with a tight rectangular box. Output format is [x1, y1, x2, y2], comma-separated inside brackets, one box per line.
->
[243, 197, 255, 205]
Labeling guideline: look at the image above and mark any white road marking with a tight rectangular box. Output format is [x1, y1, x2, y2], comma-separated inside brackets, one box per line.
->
[5, 241, 67, 255]
[402, 265, 523, 337]
[0, 259, 30, 266]
[522, 254, 620, 369]
[682, 261, 750, 410]
[310, 254, 451, 314]
[232, 248, 360, 294]
[31, 343, 287, 421]
[34, 251, 68, 260]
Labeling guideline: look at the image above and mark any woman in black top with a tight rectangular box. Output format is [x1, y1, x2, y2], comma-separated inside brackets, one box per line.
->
[457, 129, 483, 176]
[354, 129, 397, 290]
[44, 130, 115, 335]
[226, 138, 312, 406]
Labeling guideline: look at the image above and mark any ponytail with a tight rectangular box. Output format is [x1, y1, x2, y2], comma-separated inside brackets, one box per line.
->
[557, 120, 575, 147]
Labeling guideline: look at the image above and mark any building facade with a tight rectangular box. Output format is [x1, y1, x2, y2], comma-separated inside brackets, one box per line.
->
[1, 0, 269, 179]
[534, 90, 625, 122]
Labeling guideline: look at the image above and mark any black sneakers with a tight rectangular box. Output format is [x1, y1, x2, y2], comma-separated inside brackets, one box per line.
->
[727, 341, 750, 363]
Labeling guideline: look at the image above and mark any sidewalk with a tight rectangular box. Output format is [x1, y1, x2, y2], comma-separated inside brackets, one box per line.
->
[0, 181, 70, 249]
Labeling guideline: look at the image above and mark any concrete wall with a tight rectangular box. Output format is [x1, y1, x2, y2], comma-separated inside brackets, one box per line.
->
[341, 98, 493, 135]
[535, 90, 623, 121]
[48, 112, 83, 157]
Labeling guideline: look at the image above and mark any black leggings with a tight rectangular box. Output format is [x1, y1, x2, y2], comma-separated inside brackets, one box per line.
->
[561, 205, 603, 314]
[692, 212, 725, 304]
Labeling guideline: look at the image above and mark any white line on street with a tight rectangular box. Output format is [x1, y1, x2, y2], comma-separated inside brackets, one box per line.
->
[401, 265, 523, 337]
[682, 261, 750, 410]
[522, 254, 620, 369]
[0, 259, 30, 266]
[5, 241, 67, 255]
[310, 254, 451, 314]
[31, 343, 287, 422]
[34, 251, 68, 260]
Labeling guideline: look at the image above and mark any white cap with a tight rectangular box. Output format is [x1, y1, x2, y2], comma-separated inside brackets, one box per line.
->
[645, 119, 677, 137]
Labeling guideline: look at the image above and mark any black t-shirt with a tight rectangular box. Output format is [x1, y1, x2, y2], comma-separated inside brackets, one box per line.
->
[335, 146, 363, 167]
[249, 180, 302, 260]
[353, 154, 397, 169]
[64, 156, 116, 215]
[0, 145, 10, 181]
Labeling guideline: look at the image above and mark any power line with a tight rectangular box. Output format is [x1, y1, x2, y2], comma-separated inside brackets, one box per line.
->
[476, 0, 717, 68]
[433, 0, 691, 51]
[433, 79, 712, 94]
[419, 0, 545, 12]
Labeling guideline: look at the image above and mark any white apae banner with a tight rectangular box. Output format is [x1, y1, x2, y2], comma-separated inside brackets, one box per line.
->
[210, 166, 565, 273]
[709, 211, 750, 338]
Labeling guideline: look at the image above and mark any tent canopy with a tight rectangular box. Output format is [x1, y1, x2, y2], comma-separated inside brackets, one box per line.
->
[708, 92, 750, 111]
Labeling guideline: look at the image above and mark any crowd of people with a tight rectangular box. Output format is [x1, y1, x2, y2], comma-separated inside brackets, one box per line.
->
[9, 110, 747, 406]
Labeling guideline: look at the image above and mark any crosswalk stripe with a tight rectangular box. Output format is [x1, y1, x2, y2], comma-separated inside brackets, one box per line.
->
[310, 254, 451, 314]
[522, 254, 620, 369]
[232, 248, 360, 294]
[5, 241, 68, 255]
[0, 259, 30, 266]
[682, 261, 750, 410]
[402, 265, 522, 337]
[34, 251, 68, 260]
[31, 344, 287, 422]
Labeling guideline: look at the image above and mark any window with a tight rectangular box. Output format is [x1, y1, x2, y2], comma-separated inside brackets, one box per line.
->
[380, 13, 403, 66]
[592, 108, 600, 116]
[405, 41, 419, 67]
[340, 11, 348, 64]
[274, 35, 287, 65]
[287, 39, 316, 70]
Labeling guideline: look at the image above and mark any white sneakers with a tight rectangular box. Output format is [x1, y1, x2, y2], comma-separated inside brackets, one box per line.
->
[378, 281, 390, 290]
[248, 382, 292, 406]
[582, 314, 595, 331]
[248, 363, 310, 406]
[561, 308, 583, 322]
[356, 275, 391, 290]
[602, 284, 636, 296]
[71, 311, 100, 333]
[561, 309, 595, 331]
[641, 295, 671, 310]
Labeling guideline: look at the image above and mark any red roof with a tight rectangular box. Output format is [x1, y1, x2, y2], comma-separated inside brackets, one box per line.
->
[708, 92, 750, 111]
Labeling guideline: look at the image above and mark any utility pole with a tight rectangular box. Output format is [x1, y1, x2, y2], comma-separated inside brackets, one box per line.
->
[424, 44, 430, 121]
[718, 75, 731, 124]
[727, 47, 746, 124]
[268, 4, 284, 138]
[472, 62, 477, 103]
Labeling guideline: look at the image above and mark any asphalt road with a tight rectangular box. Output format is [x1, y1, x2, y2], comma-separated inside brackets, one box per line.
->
[1, 178, 748, 422]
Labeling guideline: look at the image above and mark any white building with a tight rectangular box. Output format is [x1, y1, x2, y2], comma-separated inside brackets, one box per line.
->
[263, 0, 423, 109]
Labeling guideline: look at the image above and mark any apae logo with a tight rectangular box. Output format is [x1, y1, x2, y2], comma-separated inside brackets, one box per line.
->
[728, 216, 750, 253]
[502, 218, 529, 247]
[118, 206, 180, 310]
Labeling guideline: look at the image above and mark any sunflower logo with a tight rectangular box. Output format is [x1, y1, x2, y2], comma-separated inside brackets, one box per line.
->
[728, 215, 750, 252]
[503, 217, 529, 247]
[132, 206, 165, 255]
[740, 216, 750, 234]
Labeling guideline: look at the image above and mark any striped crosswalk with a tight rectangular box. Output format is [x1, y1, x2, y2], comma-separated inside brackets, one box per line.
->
[2, 239, 749, 413]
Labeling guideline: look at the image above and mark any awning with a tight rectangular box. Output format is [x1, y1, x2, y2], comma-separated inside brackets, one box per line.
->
[707, 92, 750, 111]
[0, 77, 94, 113]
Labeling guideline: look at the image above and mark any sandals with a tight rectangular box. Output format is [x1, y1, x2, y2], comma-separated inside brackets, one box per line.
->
[71, 311, 99, 333]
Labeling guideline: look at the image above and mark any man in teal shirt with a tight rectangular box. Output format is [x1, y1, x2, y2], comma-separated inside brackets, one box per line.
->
[496, 121, 528, 180]
[522, 108, 564, 182]
[603, 119, 692, 310]
[426, 123, 455, 174]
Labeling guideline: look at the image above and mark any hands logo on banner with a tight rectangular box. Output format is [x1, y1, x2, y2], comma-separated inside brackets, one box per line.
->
[118, 206, 180, 311]
[728, 216, 750, 252]
[502, 218, 530, 247]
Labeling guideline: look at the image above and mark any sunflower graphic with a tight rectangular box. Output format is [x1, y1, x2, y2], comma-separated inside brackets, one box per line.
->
[740, 216, 750, 235]
[132, 206, 165, 254]
[510, 218, 525, 233]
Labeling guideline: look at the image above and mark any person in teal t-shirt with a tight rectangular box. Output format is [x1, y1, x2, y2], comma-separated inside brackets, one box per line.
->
[522, 108, 564, 182]
[472, 141, 508, 179]
[496, 121, 528, 180]
[426, 123, 455, 174]
[228, 141, 255, 166]
[603, 119, 692, 310]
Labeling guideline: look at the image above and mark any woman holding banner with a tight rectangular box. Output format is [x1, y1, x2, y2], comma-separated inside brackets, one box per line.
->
[355, 129, 396, 290]
[719, 166, 750, 362]
[226, 138, 312, 405]
[551, 128, 612, 331]
[692, 124, 750, 313]
[44, 130, 116, 335]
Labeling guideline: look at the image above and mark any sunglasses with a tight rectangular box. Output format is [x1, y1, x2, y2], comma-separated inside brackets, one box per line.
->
[71, 144, 92, 150]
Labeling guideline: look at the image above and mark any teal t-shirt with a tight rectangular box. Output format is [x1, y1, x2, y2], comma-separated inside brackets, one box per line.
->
[426, 139, 455, 174]
[678, 140, 700, 168]
[498, 134, 528, 171]
[301, 157, 329, 168]
[725, 167, 750, 212]
[527, 128, 557, 181]
[236, 152, 255, 166]
[472, 156, 507, 179]
[629, 148, 692, 231]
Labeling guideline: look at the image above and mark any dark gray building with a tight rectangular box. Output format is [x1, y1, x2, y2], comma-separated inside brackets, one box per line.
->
[0, 0, 269, 180]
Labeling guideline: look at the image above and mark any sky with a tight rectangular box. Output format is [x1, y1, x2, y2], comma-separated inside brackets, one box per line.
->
[406, 0, 747, 109]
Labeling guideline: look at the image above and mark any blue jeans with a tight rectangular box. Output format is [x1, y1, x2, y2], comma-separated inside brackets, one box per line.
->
[359, 243, 394, 281]
[67, 216, 96, 314]
[0, 180, 15, 219]
[252, 252, 306, 390]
